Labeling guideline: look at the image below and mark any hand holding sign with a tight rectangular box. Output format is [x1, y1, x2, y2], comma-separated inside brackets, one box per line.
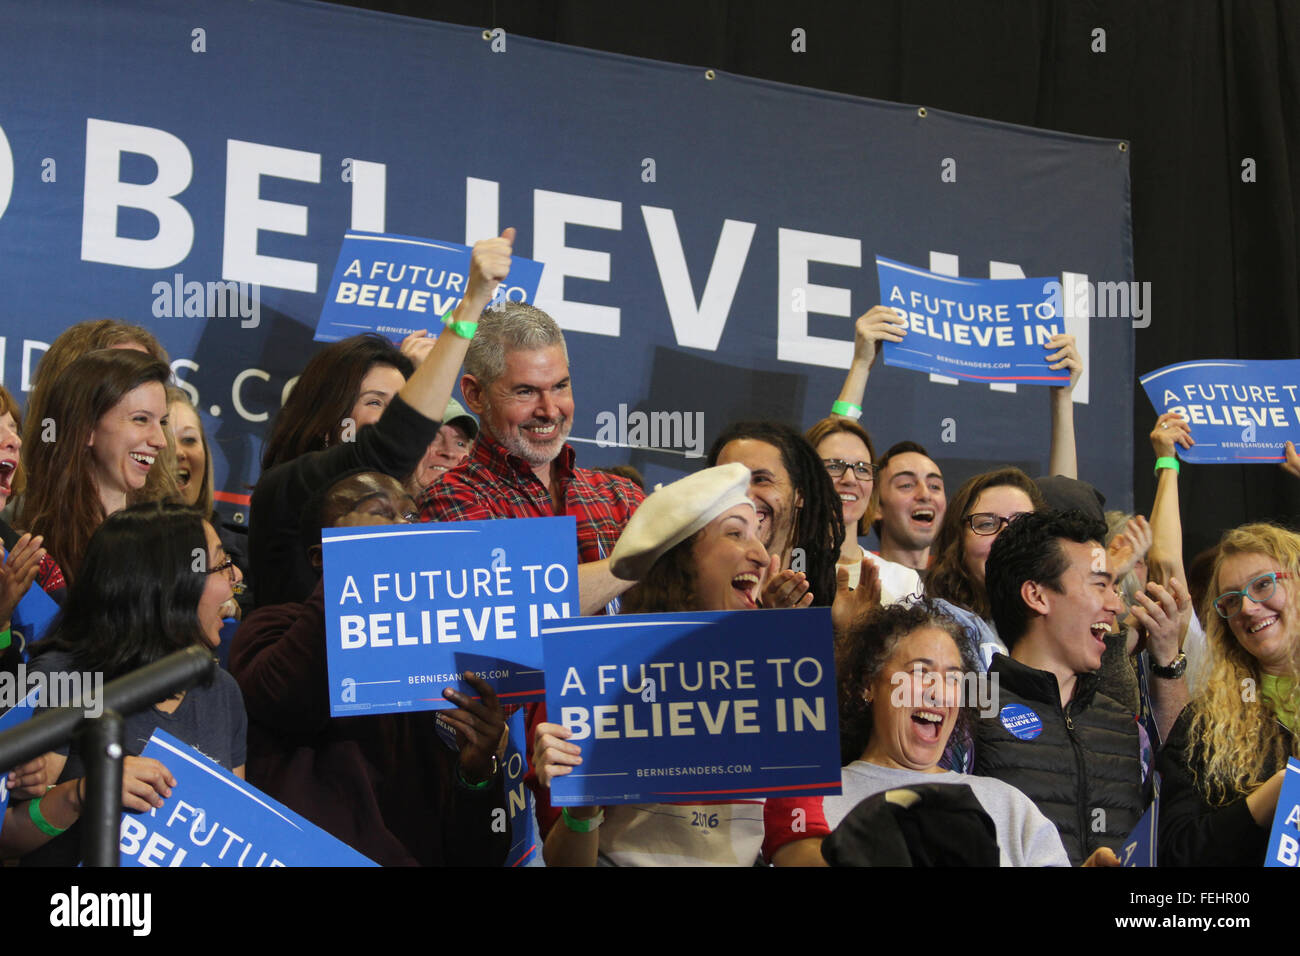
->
[465, 227, 516, 308]
[118, 756, 177, 813]
[853, 305, 907, 368]
[1150, 411, 1193, 459]
[532, 720, 582, 789]
[439, 671, 507, 784]
[1285, 441, 1300, 479]
[1044, 333, 1082, 393]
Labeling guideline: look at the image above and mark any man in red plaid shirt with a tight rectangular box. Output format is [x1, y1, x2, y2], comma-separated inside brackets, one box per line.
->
[417, 301, 644, 615]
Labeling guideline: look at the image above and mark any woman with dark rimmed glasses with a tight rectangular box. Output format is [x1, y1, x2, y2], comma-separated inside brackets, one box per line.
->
[1157, 522, 1300, 865]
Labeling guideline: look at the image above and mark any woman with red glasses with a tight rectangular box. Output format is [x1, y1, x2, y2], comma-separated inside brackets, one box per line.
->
[1157, 523, 1300, 866]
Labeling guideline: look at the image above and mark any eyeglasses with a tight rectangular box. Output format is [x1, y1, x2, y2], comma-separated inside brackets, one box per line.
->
[1213, 571, 1291, 619]
[823, 459, 877, 480]
[207, 555, 245, 593]
[964, 512, 1031, 536]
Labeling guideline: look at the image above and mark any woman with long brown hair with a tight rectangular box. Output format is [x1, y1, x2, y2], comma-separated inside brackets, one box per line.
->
[23, 319, 178, 504]
[19, 349, 171, 586]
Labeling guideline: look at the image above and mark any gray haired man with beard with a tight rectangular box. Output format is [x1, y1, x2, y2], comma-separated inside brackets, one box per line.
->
[417, 302, 645, 614]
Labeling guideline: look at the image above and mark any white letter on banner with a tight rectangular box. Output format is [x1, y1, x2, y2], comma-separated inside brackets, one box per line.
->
[0, 121, 12, 222]
[641, 206, 755, 351]
[776, 228, 860, 368]
[223, 140, 321, 293]
[465, 177, 499, 245]
[348, 160, 386, 233]
[532, 189, 622, 336]
[81, 119, 194, 269]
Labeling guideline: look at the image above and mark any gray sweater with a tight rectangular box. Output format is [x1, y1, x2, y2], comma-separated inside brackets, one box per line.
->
[822, 761, 1070, 866]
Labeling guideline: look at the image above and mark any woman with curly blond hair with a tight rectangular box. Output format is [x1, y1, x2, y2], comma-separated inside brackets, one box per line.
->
[1157, 523, 1300, 865]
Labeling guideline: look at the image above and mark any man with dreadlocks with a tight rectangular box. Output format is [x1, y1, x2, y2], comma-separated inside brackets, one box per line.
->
[707, 421, 877, 625]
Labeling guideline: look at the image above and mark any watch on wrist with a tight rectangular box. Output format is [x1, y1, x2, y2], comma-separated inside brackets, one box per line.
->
[1149, 650, 1187, 679]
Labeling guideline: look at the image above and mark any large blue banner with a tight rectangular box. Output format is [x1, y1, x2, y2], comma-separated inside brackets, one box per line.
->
[0, 1, 1136, 513]
[119, 729, 376, 866]
[1140, 360, 1300, 464]
[542, 608, 841, 807]
[877, 256, 1069, 385]
[321, 517, 578, 717]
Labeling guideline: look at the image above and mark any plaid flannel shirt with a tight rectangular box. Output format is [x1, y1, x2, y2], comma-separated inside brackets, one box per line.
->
[417, 430, 644, 564]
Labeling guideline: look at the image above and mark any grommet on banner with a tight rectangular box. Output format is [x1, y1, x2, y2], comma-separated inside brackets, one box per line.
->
[1118, 141, 1128, 152]
[917, 106, 928, 118]
[481, 29, 491, 40]
[705, 69, 716, 80]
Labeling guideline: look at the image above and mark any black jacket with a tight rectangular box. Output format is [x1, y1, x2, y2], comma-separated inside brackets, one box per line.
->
[248, 395, 440, 609]
[1156, 706, 1288, 866]
[975, 653, 1145, 865]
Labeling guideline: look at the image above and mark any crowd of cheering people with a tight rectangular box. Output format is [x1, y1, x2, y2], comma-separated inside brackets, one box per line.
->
[1, 230, 1299, 867]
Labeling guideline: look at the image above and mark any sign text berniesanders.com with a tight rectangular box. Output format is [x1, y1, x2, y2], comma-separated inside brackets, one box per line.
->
[322, 517, 579, 716]
[1140, 359, 1300, 464]
[315, 232, 546, 343]
[543, 609, 841, 807]
[876, 256, 1069, 385]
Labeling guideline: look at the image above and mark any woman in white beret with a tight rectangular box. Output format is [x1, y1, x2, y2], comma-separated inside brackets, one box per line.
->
[528, 463, 828, 866]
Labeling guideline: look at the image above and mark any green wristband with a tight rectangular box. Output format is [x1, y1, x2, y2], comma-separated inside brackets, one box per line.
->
[28, 796, 66, 836]
[561, 806, 605, 833]
[0, 627, 10, 651]
[1154, 456, 1180, 476]
[831, 400, 863, 420]
[442, 309, 477, 341]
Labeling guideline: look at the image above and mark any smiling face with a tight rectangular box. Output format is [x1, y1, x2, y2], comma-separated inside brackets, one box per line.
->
[88, 382, 168, 509]
[414, 423, 472, 489]
[197, 520, 240, 647]
[689, 504, 769, 611]
[878, 452, 946, 552]
[1217, 551, 1298, 676]
[0, 410, 20, 509]
[962, 485, 1035, 587]
[1038, 539, 1123, 676]
[816, 432, 873, 532]
[715, 439, 802, 559]
[348, 363, 406, 430]
[168, 401, 206, 509]
[863, 626, 964, 772]
[470, 346, 573, 469]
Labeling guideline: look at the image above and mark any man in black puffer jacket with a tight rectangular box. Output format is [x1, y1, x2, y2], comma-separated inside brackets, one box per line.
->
[974, 510, 1146, 866]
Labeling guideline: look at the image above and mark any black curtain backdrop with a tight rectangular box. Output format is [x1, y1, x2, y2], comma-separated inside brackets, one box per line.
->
[334, 0, 1300, 559]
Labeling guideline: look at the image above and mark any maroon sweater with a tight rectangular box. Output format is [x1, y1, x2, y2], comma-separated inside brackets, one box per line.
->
[229, 582, 508, 866]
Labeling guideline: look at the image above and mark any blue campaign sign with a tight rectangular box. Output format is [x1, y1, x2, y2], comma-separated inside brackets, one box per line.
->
[321, 517, 579, 717]
[542, 608, 841, 807]
[119, 730, 375, 867]
[1140, 360, 1300, 464]
[315, 232, 546, 343]
[12, 585, 59, 651]
[877, 257, 1069, 385]
[0, 689, 40, 834]
[504, 705, 543, 867]
[1121, 773, 1160, 867]
[1265, 758, 1300, 867]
